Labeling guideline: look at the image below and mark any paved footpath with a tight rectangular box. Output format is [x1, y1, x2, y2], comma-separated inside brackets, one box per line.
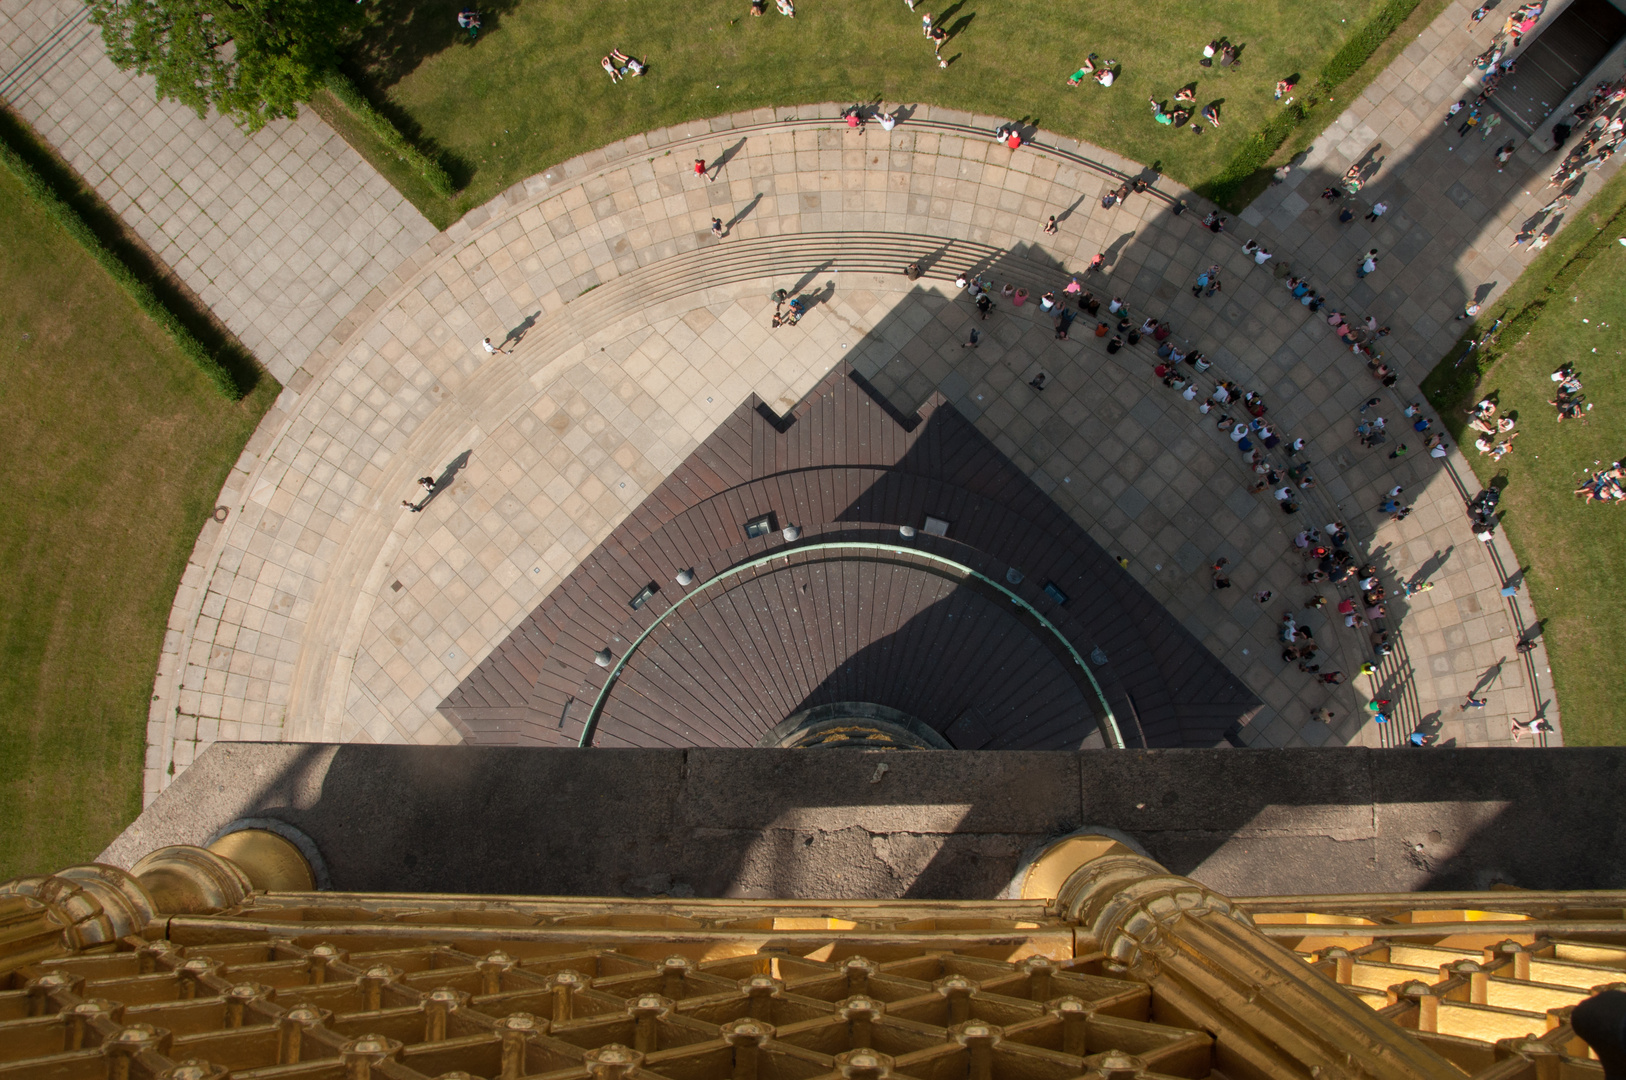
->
[8, 0, 1599, 798]
[0, 0, 437, 386]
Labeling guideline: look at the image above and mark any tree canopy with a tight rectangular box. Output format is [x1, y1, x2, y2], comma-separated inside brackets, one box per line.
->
[87, 0, 358, 131]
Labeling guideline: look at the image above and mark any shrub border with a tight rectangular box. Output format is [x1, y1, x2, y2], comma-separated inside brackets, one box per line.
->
[0, 127, 241, 399]
[1202, 0, 1424, 209]
[323, 71, 454, 198]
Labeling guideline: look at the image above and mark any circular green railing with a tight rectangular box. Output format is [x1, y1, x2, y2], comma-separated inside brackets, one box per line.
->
[578, 540, 1124, 749]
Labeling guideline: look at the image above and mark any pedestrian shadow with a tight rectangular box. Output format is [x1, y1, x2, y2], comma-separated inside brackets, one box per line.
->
[797, 280, 838, 312]
[946, 12, 975, 40]
[501, 312, 539, 350]
[415, 450, 474, 512]
[1103, 229, 1136, 269]
[789, 260, 834, 296]
[725, 193, 763, 234]
[1055, 192, 1089, 222]
[913, 242, 953, 274]
[1472, 281, 1497, 303]
[712, 137, 748, 177]
[1470, 656, 1507, 696]
[893, 104, 919, 124]
[1410, 545, 1454, 585]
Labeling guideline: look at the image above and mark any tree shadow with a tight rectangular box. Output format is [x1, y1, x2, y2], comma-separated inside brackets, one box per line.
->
[346, 0, 523, 90]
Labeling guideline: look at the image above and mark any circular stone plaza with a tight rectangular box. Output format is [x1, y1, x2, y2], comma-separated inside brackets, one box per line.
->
[4, 0, 1599, 808]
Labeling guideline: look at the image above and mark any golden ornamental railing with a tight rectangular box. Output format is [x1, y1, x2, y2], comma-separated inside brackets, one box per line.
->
[1, 831, 1621, 1080]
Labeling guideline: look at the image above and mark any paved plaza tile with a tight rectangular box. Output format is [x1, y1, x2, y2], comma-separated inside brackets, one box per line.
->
[139, 74, 1598, 795]
[3, 0, 1595, 795]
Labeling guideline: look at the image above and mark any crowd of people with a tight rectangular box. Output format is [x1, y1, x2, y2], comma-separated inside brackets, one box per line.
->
[939, 209, 1468, 717]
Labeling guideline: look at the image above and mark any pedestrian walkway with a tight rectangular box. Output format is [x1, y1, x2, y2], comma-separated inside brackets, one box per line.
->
[0, 0, 436, 386]
[141, 38, 1600, 798]
[8, 0, 1585, 794]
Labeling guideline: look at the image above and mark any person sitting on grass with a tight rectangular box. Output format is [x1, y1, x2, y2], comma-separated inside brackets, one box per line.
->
[1150, 98, 1173, 125]
[610, 49, 645, 75]
[457, 8, 482, 38]
[1202, 102, 1221, 126]
[1175, 86, 1197, 104]
[751, 0, 765, 14]
[1077, 56, 1116, 86]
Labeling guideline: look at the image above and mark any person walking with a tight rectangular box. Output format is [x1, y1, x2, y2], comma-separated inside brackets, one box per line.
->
[694, 158, 715, 182]
[962, 328, 980, 349]
[1365, 201, 1389, 222]
[482, 336, 501, 356]
[1043, 215, 1058, 234]
[1462, 694, 1488, 709]
[1211, 558, 1231, 589]
[711, 217, 724, 238]
[1457, 301, 1481, 320]
[1357, 249, 1379, 278]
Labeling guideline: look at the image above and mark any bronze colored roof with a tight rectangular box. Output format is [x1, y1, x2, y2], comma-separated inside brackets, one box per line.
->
[441, 365, 1259, 748]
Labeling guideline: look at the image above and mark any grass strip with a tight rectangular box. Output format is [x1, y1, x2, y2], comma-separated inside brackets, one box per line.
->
[0, 123, 241, 399]
[323, 70, 455, 198]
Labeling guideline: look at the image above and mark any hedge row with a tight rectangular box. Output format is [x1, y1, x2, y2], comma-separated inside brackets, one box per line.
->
[1203, 0, 1423, 207]
[323, 71, 454, 199]
[0, 129, 241, 398]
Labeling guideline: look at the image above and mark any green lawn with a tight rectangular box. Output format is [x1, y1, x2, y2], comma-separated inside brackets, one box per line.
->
[0, 168, 275, 879]
[344, 0, 1383, 224]
[1423, 168, 1626, 746]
